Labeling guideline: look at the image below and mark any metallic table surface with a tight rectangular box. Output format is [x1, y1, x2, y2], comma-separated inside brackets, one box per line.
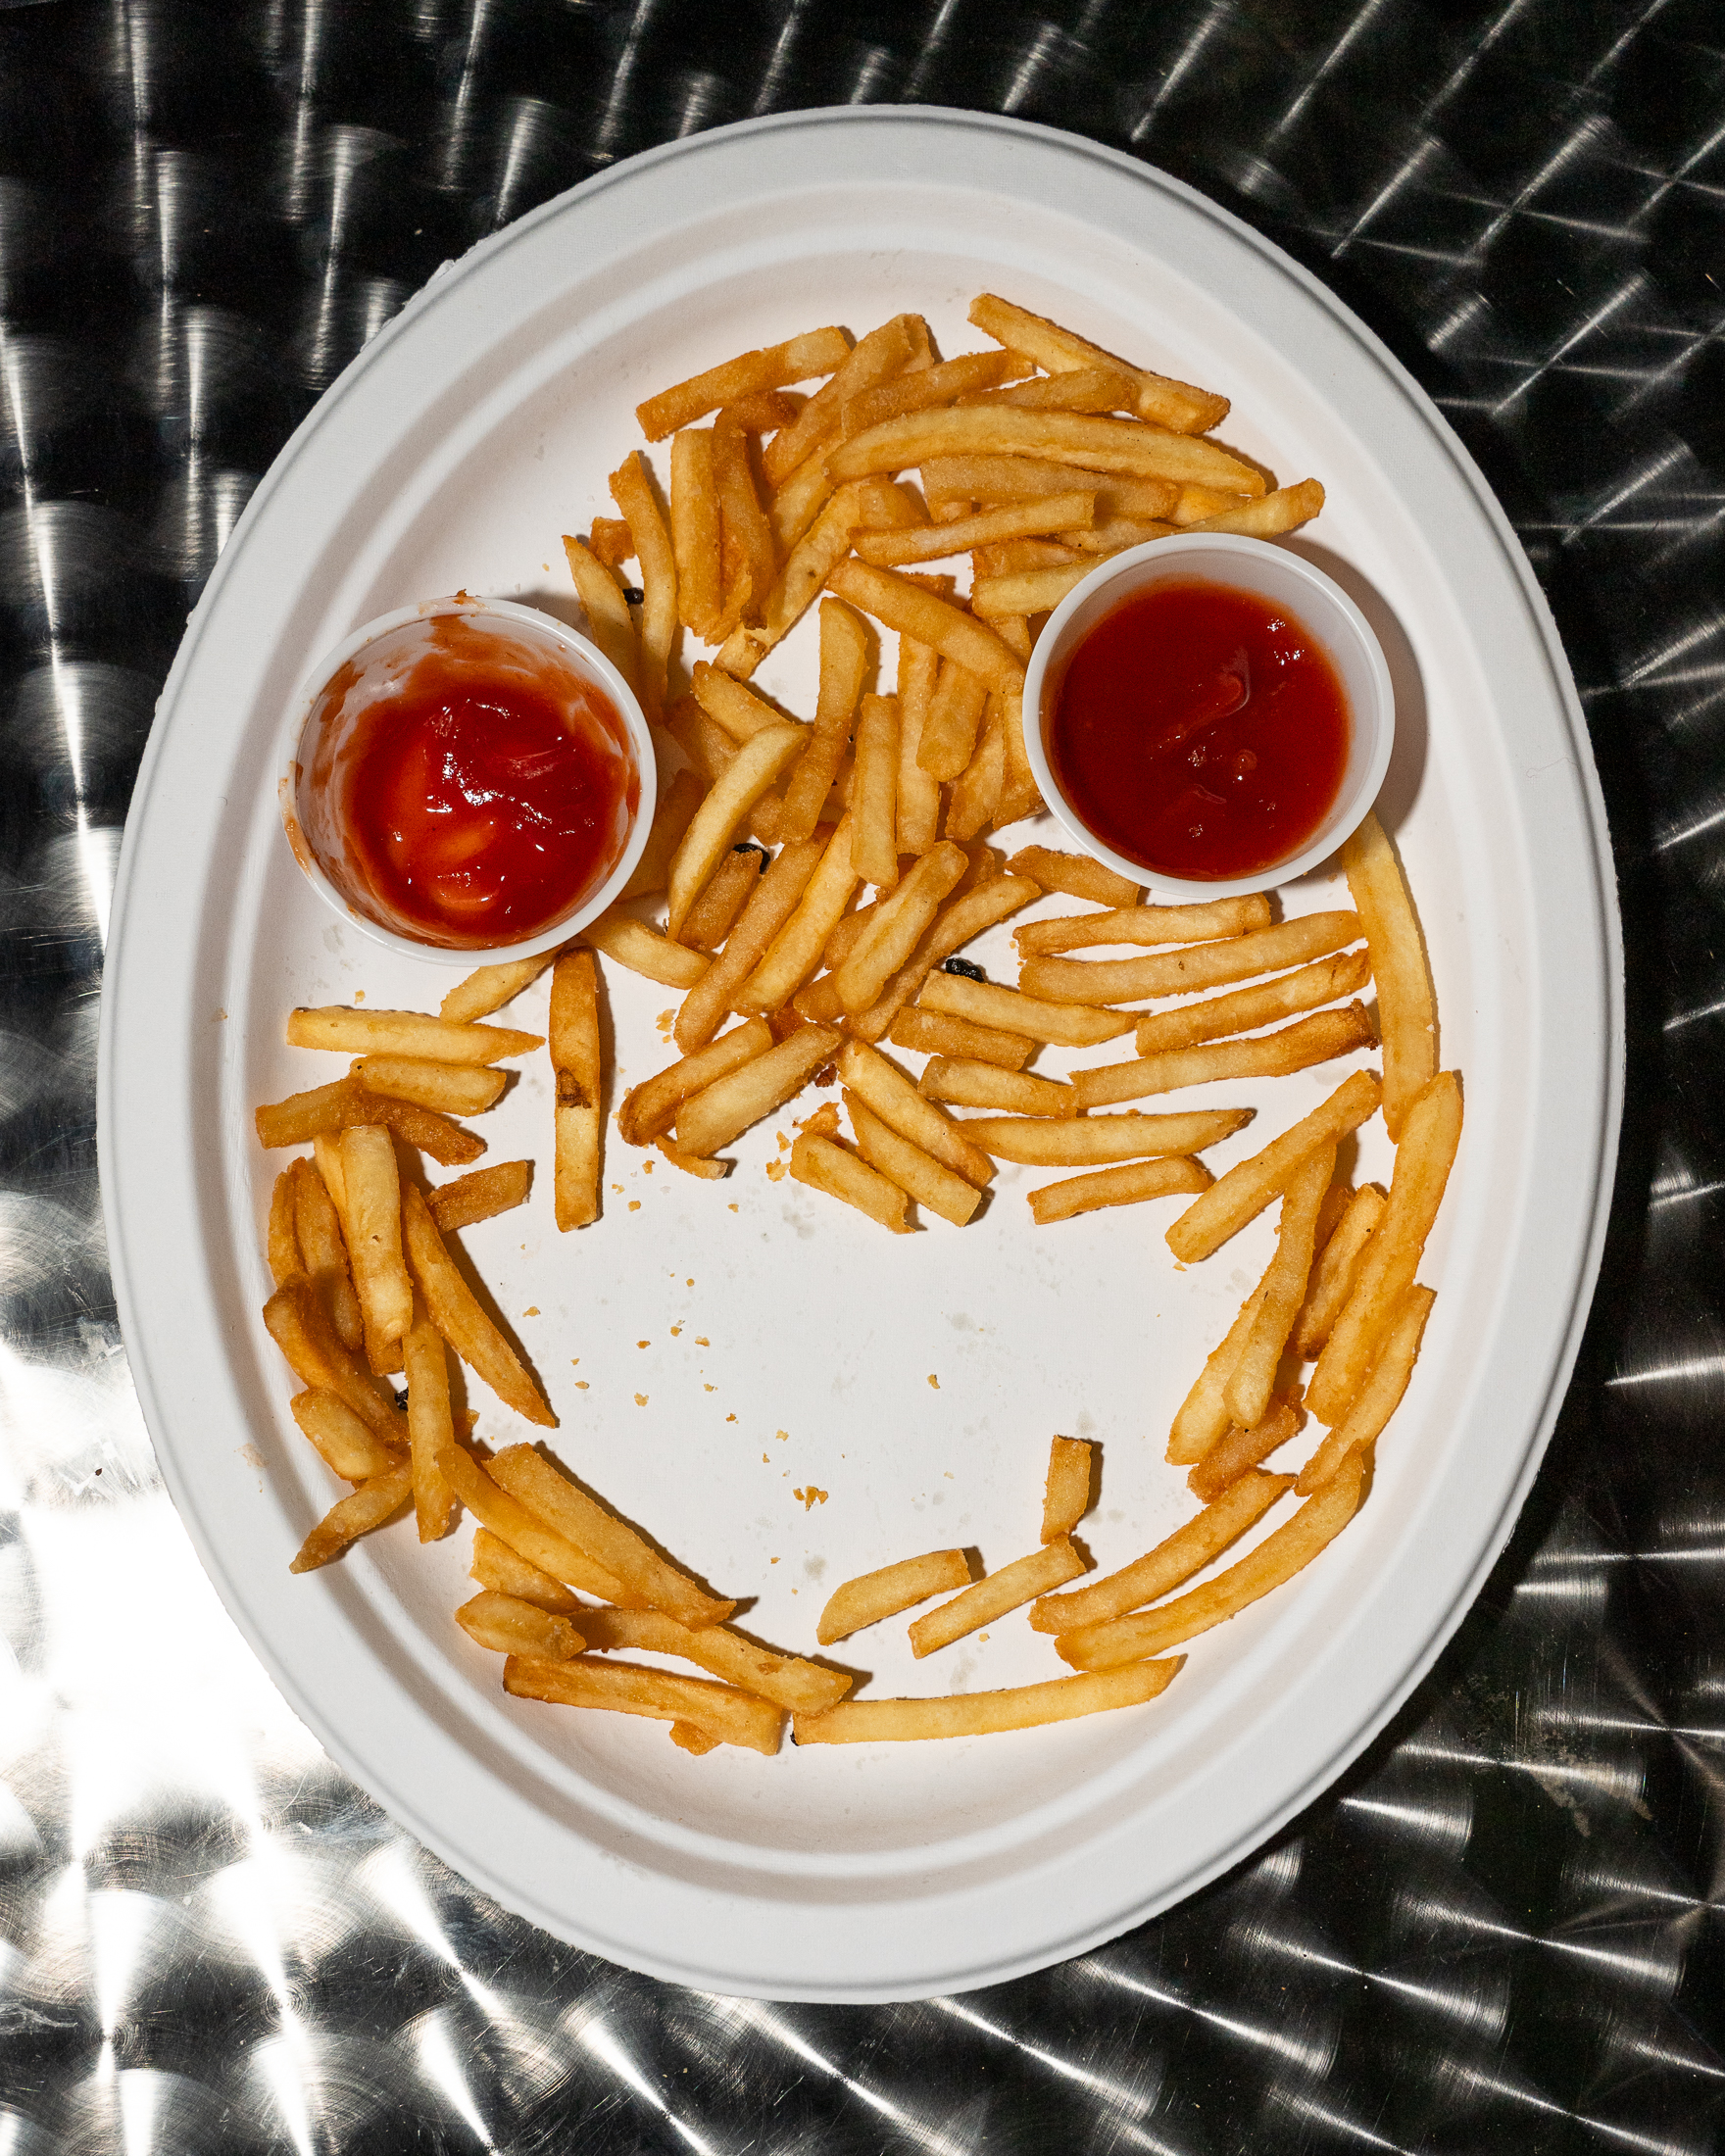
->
[0, 2, 1716, 2149]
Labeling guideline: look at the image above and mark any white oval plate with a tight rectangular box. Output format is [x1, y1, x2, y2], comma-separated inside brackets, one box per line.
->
[99, 110, 1622, 2002]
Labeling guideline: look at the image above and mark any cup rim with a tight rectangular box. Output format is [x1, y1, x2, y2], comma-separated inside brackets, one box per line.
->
[277, 594, 657, 965]
[1020, 532, 1396, 902]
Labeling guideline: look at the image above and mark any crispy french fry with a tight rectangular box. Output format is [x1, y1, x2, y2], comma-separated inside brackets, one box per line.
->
[1075, 1005, 1375, 1108]
[289, 1465, 413, 1572]
[851, 874, 1040, 1043]
[769, 443, 838, 557]
[890, 1006, 1034, 1069]
[471, 1525, 584, 1612]
[562, 535, 638, 697]
[456, 1591, 585, 1660]
[286, 1007, 540, 1065]
[255, 1075, 484, 1165]
[610, 451, 676, 720]
[263, 1277, 405, 1441]
[712, 409, 776, 626]
[504, 1653, 784, 1754]
[1172, 482, 1250, 523]
[1344, 810, 1438, 1141]
[690, 662, 786, 743]
[402, 1299, 459, 1541]
[1027, 1153, 1210, 1224]
[963, 1109, 1250, 1167]
[923, 457, 1179, 525]
[621, 767, 706, 902]
[1165, 1069, 1383, 1265]
[967, 293, 1229, 433]
[1032, 1468, 1293, 1634]
[735, 818, 860, 1010]
[590, 515, 633, 566]
[856, 490, 1097, 566]
[1005, 845, 1138, 907]
[578, 1606, 851, 1714]
[1133, 950, 1373, 1057]
[894, 634, 942, 857]
[665, 723, 804, 940]
[674, 834, 826, 1051]
[1020, 912, 1364, 1006]
[971, 562, 1102, 617]
[1185, 478, 1324, 537]
[489, 1443, 734, 1628]
[438, 953, 557, 1025]
[850, 693, 901, 889]
[962, 366, 1135, 415]
[669, 1720, 720, 1754]
[311, 1131, 346, 1214]
[1298, 1287, 1435, 1494]
[832, 407, 1261, 493]
[1167, 1274, 1267, 1466]
[636, 326, 851, 439]
[718, 483, 862, 681]
[436, 1445, 634, 1603]
[550, 947, 601, 1232]
[670, 427, 721, 637]
[289, 1389, 405, 1482]
[843, 1090, 982, 1227]
[427, 1159, 532, 1234]
[1307, 1072, 1461, 1424]
[918, 1057, 1075, 1117]
[1187, 1396, 1303, 1504]
[1226, 1145, 1336, 1431]
[762, 313, 919, 488]
[776, 601, 869, 845]
[916, 659, 989, 783]
[267, 1169, 301, 1288]
[617, 1019, 774, 1147]
[790, 1131, 910, 1232]
[836, 1040, 995, 1188]
[1293, 1184, 1386, 1357]
[582, 909, 711, 988]
[1042, 1437, 1094, 1543]
[352, 1056, 507, 1114]
[1058, 1451, 1366, 1668]
[833, 840, 968, 1014]
[795, 1660, 1183, 1742]
[1015, 897, 1272, 957]
[916, 969, 1134, 1047]
[825, 559, 1024, 694]
[655, 1136, 729, 1179]
[402, 1187, 554, 1426]
[855, 478, 927, 528]
[675, 1025, 842, 1158]
[816, 1548, 973, 1644]
[910, 1538, 1084, 1656]
[840, 349, 1011, 439]
[339, 1125, 413, 1371]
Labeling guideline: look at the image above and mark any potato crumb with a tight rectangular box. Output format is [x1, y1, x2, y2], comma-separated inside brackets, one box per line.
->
[979, 1632, 990, 1642]
[770, 1555, 779, 1564]
[725, 1413, 737, 1423]
[704, 1384, 715, 1393]
[777, 1132, 790, 1151]
[634, 1393, 648, 1406]
[696, 1337, 710, 1346]
[611, 1184, 623, 1193]
[575, 1381, 588, 1390]
[628, 1200, 642, 1211]
[643, 1161, 654, 1174]
[775, 1430, 789, 1442]
[637, 1340, 650, 1348]
[523, 1306, 539, 1317]
[728, 1203, 738, 1212]
[763, 1452, 769, 1462]
[354, 990, 366, 1003]
[928, 1374, 940, 1389]
[670, 1324, 682, 1336]
[792, 1486, 828, 1510]
[764, 1159, 787, 1182]
[657, 1008, 675, 1032]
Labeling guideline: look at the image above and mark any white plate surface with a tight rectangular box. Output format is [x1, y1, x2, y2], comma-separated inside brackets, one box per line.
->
[99, 110, 1622, 2002]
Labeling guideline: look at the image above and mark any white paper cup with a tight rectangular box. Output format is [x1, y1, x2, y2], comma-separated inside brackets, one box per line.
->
[1021, 534, 1395, 900]
[278, 595, 655, 962]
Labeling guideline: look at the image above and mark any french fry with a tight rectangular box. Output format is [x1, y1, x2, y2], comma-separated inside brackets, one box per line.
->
[895, 635, 942, 856]
[456, 1591, 585, 1660]
[1172, 482, 1250, 523]
[849, 693, 901, 889]
[825, 560, 1024, 694]
[267, 1169, 300, 1287]
[1074, 1005, 1375, 1108]
[916, 659, 989, 782]
[582, 908, 711, 989]
[967, 293, 1230, 434]
[690, 662, 787, 743]
[1298, 1287, 1435, 1494]
[777, 601, 869, 844]
[790, 1131, 910, 1231]
[621, 768, 706, 901]
[1343, 810, 1438, 1141]
[402, 1187, 555, 1426]
[962, 366, 1136, 415]
[589, 514, 633, 566]
[734, 819, 860, 1010]
[1005, 845, 1138, 908]
[255, 1075, 484, 1165]
[636, 325, 850, 439]
[1133, 951, 1372, 1056]
[263, 1277, 405, 1441]
[426, 1160, 532, 1235]
[1165, 1069, 1382, 1264]
[1042, 1437, 1094, 1542]
[669, 427, 721, 637]
[549, 947, 601, 1232]
[289, 1389, 405, 1482]
[855, 490, 1097, 566]
[1293, 1184, 1386, 1357]
[471, 1526, 585, 1612]
[922, 457, 1178, 526]
[439, 953, 558, 1024]
[489, 1442, 734, 1628]
[854, 478, 928, 528]
[669, 1721, 720, 1755]
[910, 1537, 1085, 1656]
[339, 1125, 413, 1371]
[617, 1019, 774, 1146]
[1057, 1451, 1366, 1668]
[504, 1653, 784, 1755]
[769, 443, 838, 556]
[679, 845, 766, 954]
[833, 840, 967, 1014]
[851, 874, 1040, 1044]
[917, 969, 1135, 1047]
[1167, 1274, 1268, 1466]
[402, 1299, 459, 1541]
[830, 407, 1263, 494]
[839, 349, 1011, 439]
[1306, 1072, 1461, 1424]
[675, 1025, 843, 1158]
[352, 1056, 507, 1115]
[665, 722, 804, 940]
[1019, 911, 1363, 1006]
[843, 1091, 982, 1227]
[1225, 1145, 1336, 1431]
[656, 1136, 729, 1179]
[577, 1606, 852, 1714]
[1185, 478, 1323, 537]
[1027, 1153, 1210, 1225]
[285, 1007, 541, 1065]
[816, 1548, 972, 1643]
[436, 1445, 635, 1603]
[762, 313, 919, 488]
[889, 1006, 1034, 1069]
[289, 1465, 413, 1573]
[717, 482, 863, 680]
[836, 1040, 995, 1188]
[961, 1108, 1250, 1167]
[711, 410, 776, 628]
[562, 535, 638, 697]
[674, 834, 826, 1051]
[1033, 1468, 1294, 1637]
[1187, 1396, 1303, 1504]
[794, 1660, 1182, 1743]
[918, 1057, 1076, 1117]
[610, 451, 677, 720]
[971, 562, 1101, 617]
[1015, 896, 1271, 957]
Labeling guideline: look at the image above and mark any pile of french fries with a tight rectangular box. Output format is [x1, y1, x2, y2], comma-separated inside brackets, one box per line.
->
[249, 298, 1459, 1756]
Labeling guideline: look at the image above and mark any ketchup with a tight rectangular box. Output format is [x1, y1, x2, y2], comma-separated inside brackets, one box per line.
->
[1048, 579, 1349, 882]
[305, 614, 637, 948]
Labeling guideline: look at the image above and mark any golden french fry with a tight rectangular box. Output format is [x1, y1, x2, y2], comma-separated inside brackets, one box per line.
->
[1293, 1184, 1386, 1357]
[437, 953, 556, 1024]
[851, 874, 1040, 1043]
[669, 1720, 720, 1755]
[1226, 1145, 1336, 1432]
[582, 908, 711, 989]
[456, 1591, 585, 1660]
[735, 818, 860, 1010]
[636, 326, 851, 439]
[436, 1445, 635, 1602]
[562, 535, 638, 697]
[1016, 897, 1271, 957]
[795, 1660, 1183, 1743]
[1042, 1437, 1094, 1543]
[918, 1057, 1075, 1117]
[621, 767, 706, 901]
[1187, 1396, 1303, 1504]
[825, 559, 1024, 694]
[850, 693, 902, 890]
[289, 1465, 413, 1572]
[675, 1025, 843, 1158]
[894, 634, 942, 857]
[665, 723, 804, 940]
[961, 1108, 1250, 1167]
[617, 1019, 774, 1147]
[1165, 1069, 1382, 1265]
[1343, 809, 1438, 1141]
[1004, 845, 1138, 907]
[470, 1525, 584, 1612]
[890, 1006, 1033, 1069]
[971, 562, 1108, 617]
[843, 1090, 981, 1227]
[855, 490, 1097, 566]
[402, 1299, 459, 1541]
[610, 451, 676, 720]
[352, 1056, 507, 1114]
[916, 969, 1134, 1047]
[946, 690, 1008, 844]
[311, 1130, 346, 1213]
[915, 659, 989, 782]
[674, 834, 826, 1051]
[1307, 1073, 1461, 1424]
[840, 349, 1011, 440]
[1058, 1452, 1366, 1668]
[816, 1548, 973, 1643]
[289, 1388, 405, 1482]
[578, 1606, 851, 1714]
[831, 407, 1261, 493]
[967, 293, 1230, 433]
[267, 1169, 300, 1288]
[762, 313, 920, 487]
[427, 1159, 532, 1234]
[549, 947, 601, 1233]
[1172, 482, 1250, 523]
[656, 1136, 729, 1179]
[489, 1443, 733, 1627]
[717, 483, 862, 681]
[1066, 514, 1177, 555]
[590, 514, 634, 566]
[1185, 478, 1324, 537]
[789, 1131, 911, 1232]
[1298, 1287, 1435, 1494]
[854, 478, 928, 528]
[263, 1277, 404, 1441]
[402, 1187, 555, 1426]
[1027, 1153, 1210, 1225]
[1032, 1469, 1293, 1634]
[962, 366, 1136, 415]
[1076, 1005, 1375, 1109]
[711, 409, 776, 626]
[1020, 912, 1364, 1006]
[910, 1538, 1084, 1656]
[504, 1653, 784, 1755]
[669, 427, 721, 637]
[776, 601, 869, 844]
[1167, 1276, 1267, 1467]
[1133, 950, 1372, 1056]
[339, 1125, 413, 1371]
[286, 1007, 541, 1064]
[922, 457, 1178, 524]
[690, 662, 786, 743]
[255, 1075, 483, 1165]
[836, 1040, 995, 1188]
[834, 841, 968, 1014]
[769, 443, 838, 556]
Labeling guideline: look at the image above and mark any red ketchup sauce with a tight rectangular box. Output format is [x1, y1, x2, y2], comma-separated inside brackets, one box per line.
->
[303, 615, 637, 948]
[1048, 579, 1350, 881]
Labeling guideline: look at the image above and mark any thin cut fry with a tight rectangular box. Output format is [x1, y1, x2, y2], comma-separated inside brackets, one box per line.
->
[610, 451, 676, 720]
[851, 873, 1039, 1043]
[1188, 1396, 1304, 1504]
[844, 1090, 981, 1227]
[717, 482, 862, 680]
[439, 953, 558, 1025]
[1185, 478, 1324, 537]
[674, 834, 826, 1051]
[456, 1591, 585, 1660]
[834, 841, 967, 1014]
[831, 407, 1263, 494]
[794, 1660, 1182, 1743]
[436, 1445, 635, 1603]
[967, 293, 1230, 434]
[836, 1040, 995, 1188]
[426, 1160, 532, 1234]
[1027, 1154, 1210, 1225]
[1015, 896, 1271, 956]
[562, 535, 638, 697]
[1344, 809, 1438, 1140]
[1226, 1145, 1336, 1431]
[402, 1186, 555, 1426]
[1042, 1437, 1094, 1543]
[1293, 1184, 1386, 1357]
[839, 348, 1010, 439]
[817, 1548, 973, 1643]
[916, 659, 989, 782]
[1133, 951, 1372, 1057]
[1031, 1470, 1292, 1633]
[735, 818, 860, 1010]
[1005, 845, 1138, 908]
[711, 410, 775, 630]
[286, 1007, 542, 1064]
[961, 366, 1135, 415]
[255, 1075, 484, 1165]
[770, 443, 838, 557]
[621, 768, 705, 901]
[352, 1056, 507, 1115]
[289, 1389, 405, 1483]
[617, 1019, 774, 1146]
[780, 602, 869, 843]
[665, 722, 804, 939]
[263, 1277, 404, 1441]
[577, 1606, 851, 1714]
[550, 947, 602, 1232]
[1076, 1005, 1374, 1108]
[289, 1465, 413, 1573]
[678, 849, 764, 954]
[923, 458, 1178, 524]
[1166, 1275, 1268, 1467]
[1298, 1286, 1435, 1494]
[918, 968, 1135, 1047]
[267, 1169, 300, 1288]
[339, 1125, 413, 1371]
[971, 563, 1100, 617]
[825, 560, 1025, 694]
[895, 634, 942, 856]
[582, 909, 711, 989]
[849, 693, 901, 889]
[789, 1130, 910, 1232]
[1165, 1069, 1382, 1264]
[1019, 911, 1363, 1006]
[669, 427, 721, 637]
[918, 1057, 1076, 1117]
[635, 325, 850, 439]
[855, 490, 1097, 565]
[762, 313, 919, 488]
[676, 1025, 843, 1158]
[504, 1654, 784, 1755]
[402, 1300, 459, 1541]
[690, 662, 787, 743]
[909, 1538, 1085, 1656]
[470, 1526, 583, 1613]
[890, 1006, 1034, 1069]
[961, 1109, 1251, 1167]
